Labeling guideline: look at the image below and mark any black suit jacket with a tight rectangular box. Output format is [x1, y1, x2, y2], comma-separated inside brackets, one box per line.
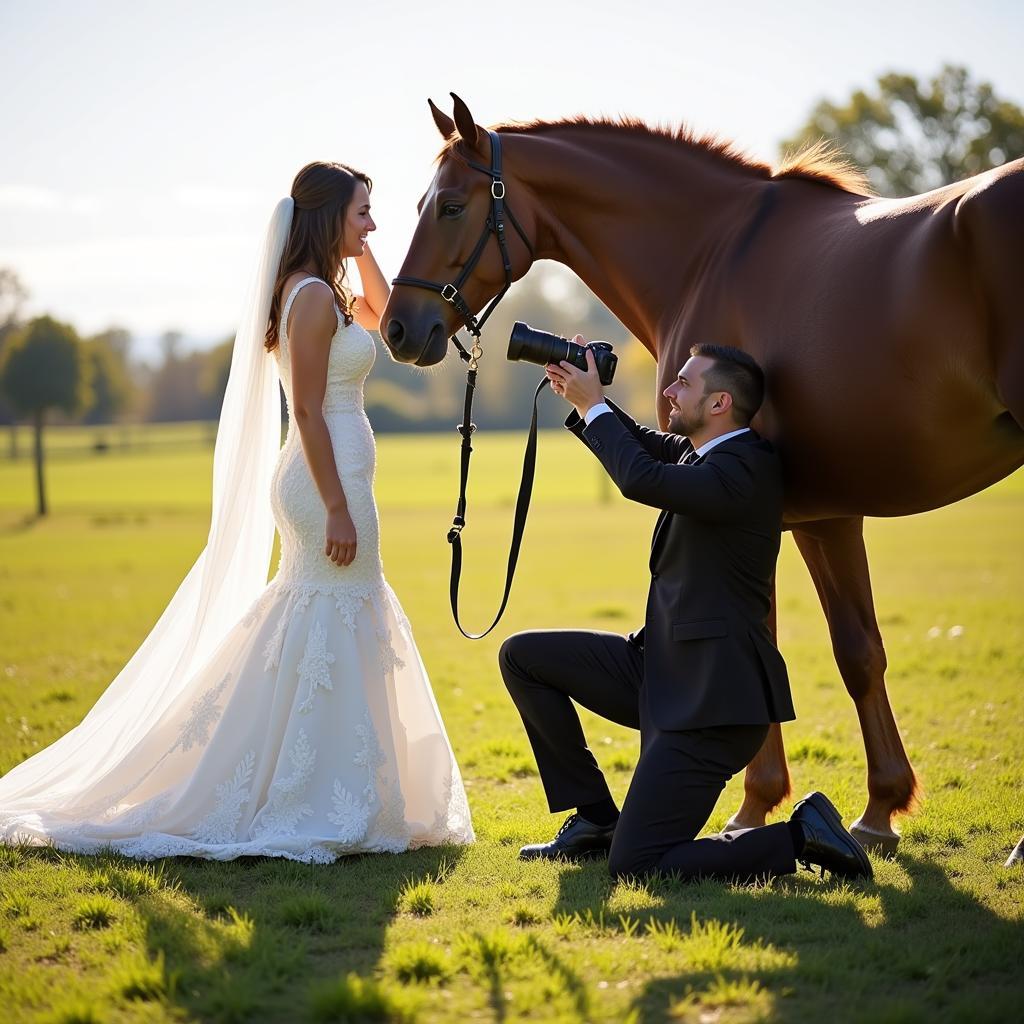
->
[566, 400, 795, 731]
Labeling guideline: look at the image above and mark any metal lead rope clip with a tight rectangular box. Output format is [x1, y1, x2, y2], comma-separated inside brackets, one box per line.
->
[469, 340, 484, 371]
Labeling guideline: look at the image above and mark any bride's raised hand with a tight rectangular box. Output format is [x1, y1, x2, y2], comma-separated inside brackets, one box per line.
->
[326, 506, 358, 566]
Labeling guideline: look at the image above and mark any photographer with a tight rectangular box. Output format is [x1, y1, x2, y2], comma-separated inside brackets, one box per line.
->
[499, 338, 873, 883]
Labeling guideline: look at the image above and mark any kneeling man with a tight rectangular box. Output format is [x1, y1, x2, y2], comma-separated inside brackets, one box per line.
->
[499, 341, 872, 883]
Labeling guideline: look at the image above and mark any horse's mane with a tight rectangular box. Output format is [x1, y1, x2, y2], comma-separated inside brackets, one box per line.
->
[439, 116, 873, 197]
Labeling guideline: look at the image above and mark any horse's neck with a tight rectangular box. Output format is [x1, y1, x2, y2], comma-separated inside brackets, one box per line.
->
[508, 130, 758, 350]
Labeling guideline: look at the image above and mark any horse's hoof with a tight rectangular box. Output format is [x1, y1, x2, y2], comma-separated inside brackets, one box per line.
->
[850, 818, 900, 857]
[1005, 836, 1024, 867]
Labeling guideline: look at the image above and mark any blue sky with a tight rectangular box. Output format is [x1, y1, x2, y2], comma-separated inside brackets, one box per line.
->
[1, 0, 1021, 357]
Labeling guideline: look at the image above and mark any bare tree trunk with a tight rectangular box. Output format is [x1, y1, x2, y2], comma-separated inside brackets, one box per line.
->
[33, 408, 46, 516]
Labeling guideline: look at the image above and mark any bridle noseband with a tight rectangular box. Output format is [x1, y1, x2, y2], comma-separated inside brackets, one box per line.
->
[390, 129, 544, 641]
[391, 129, 534, 369]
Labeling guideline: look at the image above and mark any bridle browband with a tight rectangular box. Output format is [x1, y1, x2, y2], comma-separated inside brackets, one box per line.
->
[390, 129, 544, 640]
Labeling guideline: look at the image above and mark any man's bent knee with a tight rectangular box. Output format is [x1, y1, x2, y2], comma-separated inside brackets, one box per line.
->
[608, 846, 659, 881]
[498, 631, 557, 685]
[498, 633, 527, 682]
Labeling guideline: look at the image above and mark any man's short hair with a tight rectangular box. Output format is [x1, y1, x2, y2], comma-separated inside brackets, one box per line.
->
[688, 343, 765, 424]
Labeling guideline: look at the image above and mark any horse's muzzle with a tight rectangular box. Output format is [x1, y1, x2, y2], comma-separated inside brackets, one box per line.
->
[381, 315, 447, 366]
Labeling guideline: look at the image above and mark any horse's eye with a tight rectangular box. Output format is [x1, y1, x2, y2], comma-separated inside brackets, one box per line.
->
[441, 202, 464, 218]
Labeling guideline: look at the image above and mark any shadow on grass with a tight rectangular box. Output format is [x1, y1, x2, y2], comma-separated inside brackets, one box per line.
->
[18, 842, 466, 1023]
[548, 852, 1024, 1023]
[0, 511, 43, 534]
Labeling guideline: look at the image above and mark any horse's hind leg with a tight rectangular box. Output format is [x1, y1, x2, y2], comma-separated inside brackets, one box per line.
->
[725, 581, 792, 832]
[793, 517, 918, 854]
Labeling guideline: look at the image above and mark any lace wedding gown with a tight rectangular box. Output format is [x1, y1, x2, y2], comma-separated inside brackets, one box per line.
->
[0, 276, 473, 861]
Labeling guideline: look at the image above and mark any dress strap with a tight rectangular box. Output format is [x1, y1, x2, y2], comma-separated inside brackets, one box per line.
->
[281, 276, 327, 342]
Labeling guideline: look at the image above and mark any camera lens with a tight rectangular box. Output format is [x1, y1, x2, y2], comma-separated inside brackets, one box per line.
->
[508, 322, 577, 367]
[507, 322, 617, 385]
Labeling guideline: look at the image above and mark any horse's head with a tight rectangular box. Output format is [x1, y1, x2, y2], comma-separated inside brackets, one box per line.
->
[381, 94, 537, 366]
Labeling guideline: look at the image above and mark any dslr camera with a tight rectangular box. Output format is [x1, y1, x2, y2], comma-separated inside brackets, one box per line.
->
[507, 321, 618, 386]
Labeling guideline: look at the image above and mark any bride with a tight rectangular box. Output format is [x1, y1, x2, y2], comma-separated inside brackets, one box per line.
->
[0, 161, 474, 861]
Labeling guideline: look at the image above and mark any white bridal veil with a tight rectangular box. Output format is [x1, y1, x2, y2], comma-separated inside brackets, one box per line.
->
[0, 198, 294, 823]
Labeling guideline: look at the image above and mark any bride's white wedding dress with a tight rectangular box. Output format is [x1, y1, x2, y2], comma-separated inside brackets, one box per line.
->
[0, 276, 473, 861]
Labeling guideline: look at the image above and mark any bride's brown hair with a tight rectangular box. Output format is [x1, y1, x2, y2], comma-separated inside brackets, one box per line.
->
[265, 161, 372, 351]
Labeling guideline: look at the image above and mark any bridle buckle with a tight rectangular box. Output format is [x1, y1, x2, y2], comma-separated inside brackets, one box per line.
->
[441, 283, 458, 303]
[491, 180, 506, 200]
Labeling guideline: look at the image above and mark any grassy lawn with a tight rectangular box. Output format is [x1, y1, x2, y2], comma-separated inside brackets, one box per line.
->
[0, 422, 1022, 1023]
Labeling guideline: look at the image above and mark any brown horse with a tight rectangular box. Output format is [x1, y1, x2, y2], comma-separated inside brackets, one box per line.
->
[381, 94, 1024, 860]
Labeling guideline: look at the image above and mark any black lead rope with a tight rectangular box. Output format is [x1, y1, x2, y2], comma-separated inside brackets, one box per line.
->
[391, 129, 542, 638]
[447, 374, 549, 640]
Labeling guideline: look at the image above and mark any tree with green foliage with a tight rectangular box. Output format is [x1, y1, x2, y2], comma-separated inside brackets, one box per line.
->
[199, 336, 234, 419]
[81, 332, 135, 426]
[782, 64, 1024, 197]
[0, 267, 30, 458]
[0, 315, 92, 515]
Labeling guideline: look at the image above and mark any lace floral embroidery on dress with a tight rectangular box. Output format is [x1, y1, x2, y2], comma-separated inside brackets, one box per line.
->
[354, 710, 386, 778]
[297, 619, 336, 714]
[328, 781, 372, 845]
[177, 673, 231, 752]
[263, 610, 289, 671]
[370, 767, 411, 853]
[190, 749, 256, 844]
[369, 589, 404, 676]
[329, 709, 391, 847]
[332, 581, 379, 630]
[116, 792, 173, 832]
[263, 588, 315, 671]
[252, 729, 316, 838]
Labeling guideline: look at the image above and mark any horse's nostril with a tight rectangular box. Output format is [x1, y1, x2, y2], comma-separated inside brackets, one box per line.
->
[385, 319, 405, 348]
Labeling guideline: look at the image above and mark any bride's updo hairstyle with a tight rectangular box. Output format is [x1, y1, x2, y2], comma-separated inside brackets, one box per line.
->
[265, 160, 373, 351]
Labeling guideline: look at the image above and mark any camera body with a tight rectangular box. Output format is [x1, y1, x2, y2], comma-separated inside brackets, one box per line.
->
[507, 321, 618, 386]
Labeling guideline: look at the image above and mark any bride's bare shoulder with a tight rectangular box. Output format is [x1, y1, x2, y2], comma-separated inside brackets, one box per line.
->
[283, 276, 336, 341]
[282, 271, 329, 301]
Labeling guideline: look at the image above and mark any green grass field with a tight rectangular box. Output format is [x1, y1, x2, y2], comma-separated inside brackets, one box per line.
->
[0, 422, 1022, 1023]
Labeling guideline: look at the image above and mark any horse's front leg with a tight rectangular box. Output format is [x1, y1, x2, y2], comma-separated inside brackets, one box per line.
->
[725, 723, 792, 831]
[725, 580, 792, 831]
[793, 517, 919, 854]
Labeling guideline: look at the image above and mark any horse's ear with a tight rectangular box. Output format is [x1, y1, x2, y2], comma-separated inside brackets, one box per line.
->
[428, 98, 456, 141]
[450, 92, 484, 155]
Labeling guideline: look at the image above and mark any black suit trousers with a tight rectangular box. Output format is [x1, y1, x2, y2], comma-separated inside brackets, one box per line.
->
[499, 629, 797, 881]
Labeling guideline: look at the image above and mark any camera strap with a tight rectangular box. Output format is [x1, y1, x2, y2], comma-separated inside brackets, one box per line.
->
[447, 372, 549, 639]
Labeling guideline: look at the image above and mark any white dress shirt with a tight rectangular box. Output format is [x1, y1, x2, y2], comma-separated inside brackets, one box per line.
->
[691, 426, 751, 458]
[583, 403, 750, 457]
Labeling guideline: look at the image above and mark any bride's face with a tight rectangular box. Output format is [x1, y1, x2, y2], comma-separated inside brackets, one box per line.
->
[339, 182, 375, 259]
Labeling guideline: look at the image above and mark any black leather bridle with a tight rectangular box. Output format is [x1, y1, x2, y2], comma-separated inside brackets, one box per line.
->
[390, 130, 543, 640]
[392, 129, 534, 367]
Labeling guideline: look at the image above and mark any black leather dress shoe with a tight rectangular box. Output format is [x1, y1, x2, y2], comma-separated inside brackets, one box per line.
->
[791, 792, 873, 881]
[518, 813, 616, 861]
